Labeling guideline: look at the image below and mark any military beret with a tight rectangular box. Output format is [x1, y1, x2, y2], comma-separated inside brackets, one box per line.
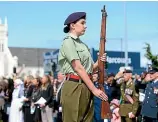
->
[148, 68, 158, 74]
[123, 69, 132, 73]
[123, 66, 133, 73]
[64, 12, 86, 25]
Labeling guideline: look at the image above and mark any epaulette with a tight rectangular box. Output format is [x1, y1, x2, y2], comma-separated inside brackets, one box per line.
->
[63, 36, 70, 40]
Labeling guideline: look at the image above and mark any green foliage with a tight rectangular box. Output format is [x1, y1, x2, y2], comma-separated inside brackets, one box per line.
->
[144, 43, 158, 69]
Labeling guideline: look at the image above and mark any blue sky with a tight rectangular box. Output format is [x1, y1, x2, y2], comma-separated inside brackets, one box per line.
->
[0, 1, 158, 66]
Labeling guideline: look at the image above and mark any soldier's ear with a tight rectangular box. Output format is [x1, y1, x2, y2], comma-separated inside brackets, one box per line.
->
[70, 23, 75, 29]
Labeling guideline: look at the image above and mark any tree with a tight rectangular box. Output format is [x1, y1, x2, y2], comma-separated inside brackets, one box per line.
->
[144, 43, 158, 70]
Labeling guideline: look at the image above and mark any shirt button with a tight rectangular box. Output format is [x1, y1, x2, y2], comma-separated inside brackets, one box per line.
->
[147, 101, 148, 103]
[149, 92, 150, 94]
[148, 97, 149, 98]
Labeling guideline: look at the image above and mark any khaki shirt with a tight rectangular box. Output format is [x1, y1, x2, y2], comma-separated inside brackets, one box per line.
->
[119, 79, 139, 116]
[58, 34, 94, 75]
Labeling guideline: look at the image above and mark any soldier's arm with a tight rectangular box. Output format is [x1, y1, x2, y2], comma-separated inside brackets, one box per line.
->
[131, 87, 139, 115]
[135, 79, 147, 90]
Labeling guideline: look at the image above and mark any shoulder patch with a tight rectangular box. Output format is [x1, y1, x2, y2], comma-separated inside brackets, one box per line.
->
[63, 36, 70, 40]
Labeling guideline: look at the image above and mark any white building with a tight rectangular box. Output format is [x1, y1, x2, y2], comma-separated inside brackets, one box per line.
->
[0, 17, 18, 77]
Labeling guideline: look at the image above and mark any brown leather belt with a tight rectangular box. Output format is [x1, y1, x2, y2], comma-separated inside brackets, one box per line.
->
[65, 74, 92, 83]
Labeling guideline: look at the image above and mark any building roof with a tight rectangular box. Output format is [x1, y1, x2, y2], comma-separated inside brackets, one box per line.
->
[9, 47, 57, 67]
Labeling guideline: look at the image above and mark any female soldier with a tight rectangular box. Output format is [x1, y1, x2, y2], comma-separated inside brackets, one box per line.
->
[58, 12, 108, 122]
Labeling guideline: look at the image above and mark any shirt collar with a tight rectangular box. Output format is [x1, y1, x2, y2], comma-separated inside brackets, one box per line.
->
[69, 33, 78, 40]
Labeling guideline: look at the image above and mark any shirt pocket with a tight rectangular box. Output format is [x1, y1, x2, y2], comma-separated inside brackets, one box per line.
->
[76, 47, 89, 62]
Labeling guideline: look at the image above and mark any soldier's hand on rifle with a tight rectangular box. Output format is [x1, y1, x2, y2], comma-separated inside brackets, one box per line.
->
[100, 53, 107, 62]
[92, 87, 108, 101]
[97, 53, 107, 62]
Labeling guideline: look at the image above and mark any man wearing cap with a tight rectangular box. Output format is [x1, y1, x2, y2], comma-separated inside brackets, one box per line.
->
[118, 67, 139, 122]
[141, 68, 158, 122]
[58, 12, 108, 122]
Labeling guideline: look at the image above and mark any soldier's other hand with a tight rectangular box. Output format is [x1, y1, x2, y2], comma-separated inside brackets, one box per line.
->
[92, 88, 108, 101]
[128, 112, 135, 118]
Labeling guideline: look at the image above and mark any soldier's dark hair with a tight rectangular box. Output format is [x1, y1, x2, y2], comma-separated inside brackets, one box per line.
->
[63, 25, 70, 33]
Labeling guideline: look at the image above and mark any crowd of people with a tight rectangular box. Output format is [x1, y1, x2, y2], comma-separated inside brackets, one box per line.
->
[0, 66, 157, 122]
[0, 72, 65, 122]
[93, 67, 158, 122]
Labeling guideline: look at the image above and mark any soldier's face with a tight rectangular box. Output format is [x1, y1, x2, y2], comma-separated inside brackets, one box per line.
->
[71, 19, 87, 36]
[150, 72, 158, 80]
[124, 73, 132, 81]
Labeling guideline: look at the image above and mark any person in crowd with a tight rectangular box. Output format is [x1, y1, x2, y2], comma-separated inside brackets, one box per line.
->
[110, 99, 121, 122]
[31, 77, 42, 122]
[134, 72, 148, 122]
[118, 67, 139, 122]
[40, 75, 54, 122]
[9, 78, 24, 122]
[22, 75, 34, 122]
[2, 78, 14, 122]
[56, 72, 65, 122]
[141, 68, 158, 122]
[93, 72, 104, 122]
[0, 79, 6, 122]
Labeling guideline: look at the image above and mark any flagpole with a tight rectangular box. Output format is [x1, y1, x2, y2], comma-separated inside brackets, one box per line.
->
[124, 1, 128, 67]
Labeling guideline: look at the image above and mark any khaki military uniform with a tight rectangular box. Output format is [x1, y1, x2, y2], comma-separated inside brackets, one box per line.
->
[119, 79, 139, 122]
[58, 33, 94, 122]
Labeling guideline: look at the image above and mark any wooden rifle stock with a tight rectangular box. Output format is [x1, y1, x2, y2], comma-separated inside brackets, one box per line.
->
[98, 5, 112, 119]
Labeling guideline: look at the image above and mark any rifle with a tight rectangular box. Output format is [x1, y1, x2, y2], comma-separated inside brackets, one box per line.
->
[98, 5, 112, 119]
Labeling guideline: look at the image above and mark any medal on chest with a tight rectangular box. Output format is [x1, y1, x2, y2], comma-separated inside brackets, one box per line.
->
[125, 89, 133, 95]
